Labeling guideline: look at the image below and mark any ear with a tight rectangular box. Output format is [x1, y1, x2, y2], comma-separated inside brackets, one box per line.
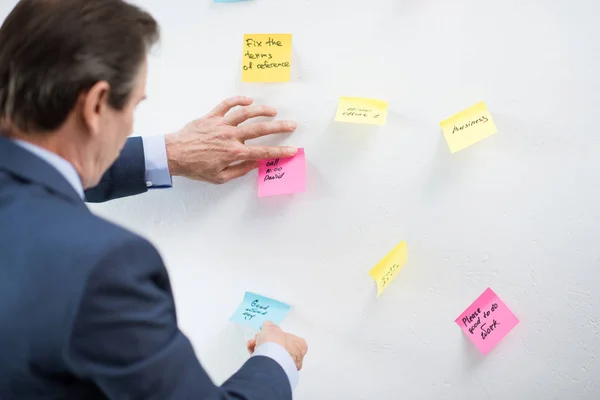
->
[81, 80, 111, 138]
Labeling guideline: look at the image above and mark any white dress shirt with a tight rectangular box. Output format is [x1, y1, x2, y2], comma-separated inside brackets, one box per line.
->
[10, 136, 299, 391]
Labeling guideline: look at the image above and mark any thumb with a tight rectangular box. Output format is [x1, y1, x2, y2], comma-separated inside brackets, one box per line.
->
[216, 160, 259, 183]
[246, 339, 257, 354]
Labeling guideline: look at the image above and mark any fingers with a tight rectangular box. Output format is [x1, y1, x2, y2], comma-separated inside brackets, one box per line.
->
[239, 145, 298, 161]
[236, 120, 297, 141]
[246, 339, 257, 354]
[256, 322, 307, 371]
[208, 96, 254, 117]
[224, 105, 278, 126]
[292, 338, 308, 370]
[299, 339, 308, 356]
[213, 160, 259, 184]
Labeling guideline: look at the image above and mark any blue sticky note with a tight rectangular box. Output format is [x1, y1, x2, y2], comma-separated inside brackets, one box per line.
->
[229, 291, 291, 330]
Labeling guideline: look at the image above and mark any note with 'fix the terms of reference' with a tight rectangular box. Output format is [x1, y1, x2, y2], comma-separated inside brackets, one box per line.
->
[335, 97, 388, 126]
[242, 34, 292, 82]
[440, 101, 497, 153]
[368, 241, 408, 297]
[455, 287, 519, 355]
[257, 148, 305, 197]
[229, 291, 291, 330]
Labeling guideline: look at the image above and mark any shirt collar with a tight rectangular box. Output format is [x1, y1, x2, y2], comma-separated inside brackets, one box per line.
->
[10, 139, 85, 200]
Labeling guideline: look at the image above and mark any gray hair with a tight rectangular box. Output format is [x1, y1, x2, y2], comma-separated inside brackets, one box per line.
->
[0, 0, 159, 134]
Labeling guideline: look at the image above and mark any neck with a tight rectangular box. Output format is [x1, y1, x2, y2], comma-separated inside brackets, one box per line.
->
[3, 125, 90, 187]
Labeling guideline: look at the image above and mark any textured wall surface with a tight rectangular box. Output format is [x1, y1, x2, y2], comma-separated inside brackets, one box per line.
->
[4, 0, 599, 398]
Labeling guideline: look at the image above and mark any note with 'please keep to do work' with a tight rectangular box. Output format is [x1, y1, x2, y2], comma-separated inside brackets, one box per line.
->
[455, 287, 519, 355]
[368, 241, 408, 297]
[229, 291, 291, 330]
[242, 34, 292, 82]
[335, 97, 388, 126]
[440, 101, 497, 153]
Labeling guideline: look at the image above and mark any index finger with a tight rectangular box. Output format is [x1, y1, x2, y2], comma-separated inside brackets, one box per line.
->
[240, 145, 298, 161]
[208, 96, 254, 117]
[236, 120, 297, 141]
[224, 105, 278, 126]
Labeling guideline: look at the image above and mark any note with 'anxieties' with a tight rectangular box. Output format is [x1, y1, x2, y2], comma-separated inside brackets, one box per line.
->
[258, 148, 305, 197]
[335, 97, 388, 126]
[440, 101, 497, 153]
[369, 241, 408, 297]
[455, 287, 519, 355]
[230, 291, 291, 330]
[242, 34, 292, 82]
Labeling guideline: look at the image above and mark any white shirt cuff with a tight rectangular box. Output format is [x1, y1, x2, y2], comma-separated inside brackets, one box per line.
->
[141, 135, 172, 188]
[251, 342, 299, 391]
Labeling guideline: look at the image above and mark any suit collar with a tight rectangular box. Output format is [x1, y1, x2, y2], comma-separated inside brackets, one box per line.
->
[11, 138, 84, 199]
[0, 135, 84, 205]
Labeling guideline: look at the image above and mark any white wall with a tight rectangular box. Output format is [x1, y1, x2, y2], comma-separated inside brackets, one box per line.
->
[4, 0, 600, 398]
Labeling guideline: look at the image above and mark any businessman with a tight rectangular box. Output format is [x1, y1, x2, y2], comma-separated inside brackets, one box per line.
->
[0, 1, 307, 399]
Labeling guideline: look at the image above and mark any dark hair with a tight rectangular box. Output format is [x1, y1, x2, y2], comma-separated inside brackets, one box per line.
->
[0, 0, 159, 134]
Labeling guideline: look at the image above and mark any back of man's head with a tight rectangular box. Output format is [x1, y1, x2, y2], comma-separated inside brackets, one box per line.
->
[0, 0, 159, 135]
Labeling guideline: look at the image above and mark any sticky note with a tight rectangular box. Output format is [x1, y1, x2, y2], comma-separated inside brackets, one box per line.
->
[455, 288, 519, 355]
[368, 241, 408, 297]
[440, 101, 497, 153]
[335, 97, 388, 126]
[242, 34, 292, 82]
[257, 148, 305, 197]
[229, 291, 291, 330]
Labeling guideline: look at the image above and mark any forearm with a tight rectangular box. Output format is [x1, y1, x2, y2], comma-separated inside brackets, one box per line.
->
[84, 135, 172, 203]
[215, 354, 293, 400]
[84, 136, 148, 202]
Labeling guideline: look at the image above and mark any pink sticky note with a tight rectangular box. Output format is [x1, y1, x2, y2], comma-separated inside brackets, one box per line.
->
[455, 288, 519, 355]
[257, 148, 306, 197]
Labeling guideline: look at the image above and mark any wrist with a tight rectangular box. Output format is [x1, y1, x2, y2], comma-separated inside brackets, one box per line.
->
[164, 133, 182, 177]
[251, 342, 299, 390]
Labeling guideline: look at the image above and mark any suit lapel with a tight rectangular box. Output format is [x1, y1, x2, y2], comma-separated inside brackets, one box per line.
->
[0, 136, 84, 206]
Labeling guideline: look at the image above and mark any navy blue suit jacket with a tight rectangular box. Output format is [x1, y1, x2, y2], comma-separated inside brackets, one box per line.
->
[0, 136, 292, 399]
[84, 136, 148, 203]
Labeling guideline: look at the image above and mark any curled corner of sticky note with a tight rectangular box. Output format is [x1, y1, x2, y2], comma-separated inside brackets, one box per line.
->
[368, 241, 408, 297]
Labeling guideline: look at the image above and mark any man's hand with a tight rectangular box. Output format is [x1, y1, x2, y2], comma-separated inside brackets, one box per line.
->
[246, 321, 308, 371]
[164, 96, 298, 184]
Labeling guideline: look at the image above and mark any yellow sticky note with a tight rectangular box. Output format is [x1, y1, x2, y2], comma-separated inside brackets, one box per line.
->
[368, 241, 408, 297]
[242, 34, 292, 82]
[440, 101, 497, 153]
[335, 97, 388, 126]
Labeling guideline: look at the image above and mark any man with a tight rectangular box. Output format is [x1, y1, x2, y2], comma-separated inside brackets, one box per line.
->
[0, 1, 307, 399]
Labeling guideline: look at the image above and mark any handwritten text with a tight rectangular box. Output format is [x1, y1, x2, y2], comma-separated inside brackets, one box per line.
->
[264, 159, 285, 182]
[463, 302, 500, 340]
[243, 299, 271, 321]
[452, 116, 489, 134]
[243, 36, 290, 72]
[381, 263, 401, 287]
